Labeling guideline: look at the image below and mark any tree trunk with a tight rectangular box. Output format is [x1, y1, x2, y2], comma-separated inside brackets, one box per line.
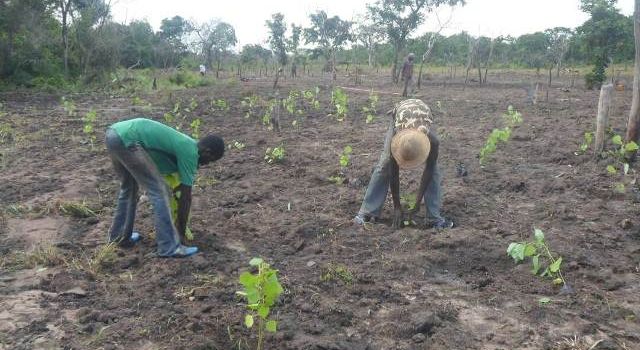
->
[216, 59, 220, 78]
[391, 46, 400, 84]
[547, 67, 552, 102]
[627, 0, 640, 144]
[332, 52, 337, 81]
[596, 84, 614, 155]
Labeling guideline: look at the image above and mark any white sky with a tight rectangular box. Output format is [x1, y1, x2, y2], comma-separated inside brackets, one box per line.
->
[110, 0, 634, 49]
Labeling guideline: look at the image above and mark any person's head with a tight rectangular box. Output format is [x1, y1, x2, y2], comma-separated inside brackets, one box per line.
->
[197, 135, 225, 165]
[390, 128, 430, 169]
[407, 53, 415, 62]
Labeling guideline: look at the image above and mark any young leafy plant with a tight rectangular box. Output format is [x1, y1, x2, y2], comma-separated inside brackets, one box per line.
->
[61, 96, 76, 116]
[339, 145, 353, 168]
[576, 132, 594, 154]
[303, 88, 321, 110]
[82, 109, 98, 150]
[237, 257, 284, 350]
[479, 106, 523, 165]
[362, 92, 379, 124]
[264, 144, 285, 164]
[242, 95, 260, 118]
[229, 140, 246, 151]
[211, 98, 229, 111]
[330, 87, 348, 121]
[507, 228, 567, 287]
[190, 118, 201, 139]
[605, 134, 638, 193]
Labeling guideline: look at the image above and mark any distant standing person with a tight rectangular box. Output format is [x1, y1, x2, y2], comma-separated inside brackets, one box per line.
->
[105, 118, 224, 257]
[199, 64, 206, 76]
[354, 99, 453, 230]
[401, 53, 415, 97]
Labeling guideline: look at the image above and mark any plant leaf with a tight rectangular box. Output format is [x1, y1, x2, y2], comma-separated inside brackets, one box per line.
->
[612, 134, 623, 145]
[265, 320, 277, 333]
[607, 165, 617, 174]
[534, 228, 545, 243]
[532, 255, 540, 275]
[249, 257, 263, 266]
[258, 305, 269, 318]
[244, 314, 254, 328]
[524, 244, 536, 257]
[539, 297, 551, 305]
[507, 243, 525, 262]
[553, 278, 563, 285]
[549, 257, 562, 273]
[624, 163, 630, 175]
[625, 141, 639, 152]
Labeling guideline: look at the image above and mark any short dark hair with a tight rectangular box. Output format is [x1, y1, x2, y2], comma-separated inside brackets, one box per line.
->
[198, 134, 225, 161]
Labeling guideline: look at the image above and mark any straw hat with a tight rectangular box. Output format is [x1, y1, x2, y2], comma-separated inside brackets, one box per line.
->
[391, 127, 430, 169]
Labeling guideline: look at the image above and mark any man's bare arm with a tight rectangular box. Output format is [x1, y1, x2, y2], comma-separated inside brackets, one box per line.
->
[412, 131, 439, 215]
[176, 184, 192, 239]
[390, 156, 403, 229]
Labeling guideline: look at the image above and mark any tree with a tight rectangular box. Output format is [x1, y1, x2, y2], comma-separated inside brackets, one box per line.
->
[159, 16, 190, 67]
[545, 27, 572, 77]
[266, 13, 287, 89]
[367, 0, 464, 83]
[626, 0, 640, 144]
[120, 20, 155, 68]
[193, 20, 237, 78]
[355, 19, 384, 68]
[288, 24, 301, 77]
[578, 0, 632, 88]
[304, 10, 352, 80]
[240, 44, 272, 76]
[57, 0, 73, 78]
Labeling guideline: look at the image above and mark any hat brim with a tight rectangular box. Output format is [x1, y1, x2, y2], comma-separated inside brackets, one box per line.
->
[390, 129, 431, 169]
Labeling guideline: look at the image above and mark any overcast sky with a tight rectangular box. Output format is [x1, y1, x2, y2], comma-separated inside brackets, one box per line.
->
[110, 0, 634, 48]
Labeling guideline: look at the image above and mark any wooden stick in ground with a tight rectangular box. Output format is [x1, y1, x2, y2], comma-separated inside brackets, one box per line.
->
[595, 84, 614, 155]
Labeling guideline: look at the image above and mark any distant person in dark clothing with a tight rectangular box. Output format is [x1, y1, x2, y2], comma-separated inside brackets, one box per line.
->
[401, 53, 415, 97]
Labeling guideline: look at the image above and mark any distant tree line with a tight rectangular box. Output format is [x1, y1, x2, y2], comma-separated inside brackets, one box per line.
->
[0, 0, 633, 88]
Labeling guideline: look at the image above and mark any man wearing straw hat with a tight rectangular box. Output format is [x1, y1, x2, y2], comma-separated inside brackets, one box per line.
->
[354, 99, 453, 230]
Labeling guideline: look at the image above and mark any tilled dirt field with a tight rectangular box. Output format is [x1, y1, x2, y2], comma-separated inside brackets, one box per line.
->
[1, 70, 640, 350]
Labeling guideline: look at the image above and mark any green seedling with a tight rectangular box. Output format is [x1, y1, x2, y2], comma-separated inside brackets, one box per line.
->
[362, 92, 379, 124]
[189, 97, 198, 111]
[327, 175, 345, 185]
[229, 140, 246, 150]
[237, 257, 283, 350]
[605, 134, 639, 193]
[503, 105, 523, 127]
[242, 95, 260, 118]
[82, 109, 97, 150]
[190, 118, 201, 139]
[576, 132, 594, 154]
[212, 99, 229, 111]
[400, 193, 417, 211]
[479, 127, 511, 165]
[479, 106, 523, 165]
[330, 87, 348, 121]
[303, 88, 321, 110]
[507, 228, 567, 288]
[339, 145, 352, 168]
[61, 96, 76, 116]
[164, 173, 194, 240]
[264, 145, 285, 164]
[283, 90, 299, 115]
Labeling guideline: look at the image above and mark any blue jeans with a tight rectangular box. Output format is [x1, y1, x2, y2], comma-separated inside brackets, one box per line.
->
[105, 128, 180, 256]
[358, 120, 443, 221]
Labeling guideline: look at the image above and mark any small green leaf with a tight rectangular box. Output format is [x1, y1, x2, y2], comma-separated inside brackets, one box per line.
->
[624, 163, 630, 175]
[614, 182, 626, 193]
[344, 145, 352, 154]
[549, 257, 562, 273]
[245, 314, 254, 328]
[607, 165, 617, 174]
[524, 244, 536, 257]
[539, 297, 551, 305]
[612, 135, 623, 145]
[265, 320, 277, 333]
[534, 228, 545, 243]
[507, 243, 525, 262]
[249, 257, 263, 266]
[625, 141, 639, 152]
[532, 255, 540, 275]
[553, 278, 563, 285]
[258, 305, 269, 318]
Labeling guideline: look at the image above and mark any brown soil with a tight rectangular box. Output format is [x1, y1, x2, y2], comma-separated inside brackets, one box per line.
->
[1, 70, 640, 350]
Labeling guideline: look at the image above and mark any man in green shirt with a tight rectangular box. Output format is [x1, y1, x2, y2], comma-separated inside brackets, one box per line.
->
[105, 118, 224, 257]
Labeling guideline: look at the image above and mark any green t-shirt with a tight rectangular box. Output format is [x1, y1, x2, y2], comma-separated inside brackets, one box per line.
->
[111, 118, 198, 186]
